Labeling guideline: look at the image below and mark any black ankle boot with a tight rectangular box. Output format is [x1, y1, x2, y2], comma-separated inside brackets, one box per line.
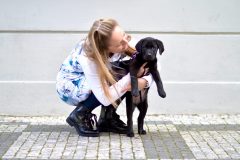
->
[112, 111, 127, 129]
[98, 105, 127, 134]
[66, 104, 99, 137]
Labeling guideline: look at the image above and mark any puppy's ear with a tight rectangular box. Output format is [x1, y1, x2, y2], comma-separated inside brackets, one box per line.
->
[155, 39, 165, 55]
[135, 39, 144, 53]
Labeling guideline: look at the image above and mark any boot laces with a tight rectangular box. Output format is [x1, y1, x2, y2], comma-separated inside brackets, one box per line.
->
[86, 113, 98, 129]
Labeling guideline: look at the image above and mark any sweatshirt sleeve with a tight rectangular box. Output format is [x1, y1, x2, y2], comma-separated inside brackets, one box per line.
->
[79, 54, 130, 106]
[141, 74, 153, 88]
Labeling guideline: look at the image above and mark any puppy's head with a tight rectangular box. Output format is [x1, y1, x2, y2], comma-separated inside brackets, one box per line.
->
[135, 37, 165, 61]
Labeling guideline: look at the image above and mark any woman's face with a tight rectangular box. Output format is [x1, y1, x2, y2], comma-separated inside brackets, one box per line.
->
[108, 26, 131, 53]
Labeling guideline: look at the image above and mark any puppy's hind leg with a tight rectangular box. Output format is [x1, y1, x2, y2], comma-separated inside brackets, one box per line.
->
[126, 94, 135, 137]
[137, 99, 148, 135]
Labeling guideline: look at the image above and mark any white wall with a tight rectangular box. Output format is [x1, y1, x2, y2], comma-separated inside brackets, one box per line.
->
[0, 0, 240, 115]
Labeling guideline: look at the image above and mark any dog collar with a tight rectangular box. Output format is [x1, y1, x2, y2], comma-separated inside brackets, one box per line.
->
[131, 51, 139, 59]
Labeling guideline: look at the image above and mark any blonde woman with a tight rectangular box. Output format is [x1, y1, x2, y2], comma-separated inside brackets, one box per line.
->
[56, 18, 153, 137]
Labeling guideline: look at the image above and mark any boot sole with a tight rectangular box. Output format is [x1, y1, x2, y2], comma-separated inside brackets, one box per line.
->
[66, 117, 99, 137]
[98, 127, 127, 134]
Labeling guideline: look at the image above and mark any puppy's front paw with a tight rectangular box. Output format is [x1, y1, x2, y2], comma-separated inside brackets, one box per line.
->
[127, 132, 134, 137]
[158, 90, 166, 98]
[132, 90, 139, 97]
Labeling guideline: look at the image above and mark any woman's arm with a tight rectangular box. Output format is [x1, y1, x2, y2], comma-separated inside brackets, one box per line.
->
[79, 54, 130, 106]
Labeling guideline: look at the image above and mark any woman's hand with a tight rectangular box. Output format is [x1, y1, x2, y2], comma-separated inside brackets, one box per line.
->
[121, 62, 149, 93]
[137, 78, 148, 90]
[137, 62, 149, 77]
[121, 78, 147, 93]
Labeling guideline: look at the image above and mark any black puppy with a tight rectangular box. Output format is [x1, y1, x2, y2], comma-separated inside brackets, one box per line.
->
[129, 37, 166, 98]
[126, 37, 166, 137]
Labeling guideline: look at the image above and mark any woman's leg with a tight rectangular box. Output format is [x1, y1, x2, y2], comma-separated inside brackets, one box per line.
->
[66, 93, 101, 137]
[98, 60, 130, 134]
[98, 94, 127, 134]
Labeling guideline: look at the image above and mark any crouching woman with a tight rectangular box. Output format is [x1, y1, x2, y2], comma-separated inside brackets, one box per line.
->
[56, 18, 152, 137]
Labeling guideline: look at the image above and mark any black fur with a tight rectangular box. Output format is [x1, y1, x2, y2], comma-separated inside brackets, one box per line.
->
[126, 37, 166, 137]
[110, 37, 166, 137]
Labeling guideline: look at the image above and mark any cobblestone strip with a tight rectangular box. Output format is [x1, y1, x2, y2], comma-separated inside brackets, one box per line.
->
[190, 131, 219, 159]
[229, 131, 240, 152]
[62, 133, 78, 159]
[98, 133, 110, 159]
[153, 123, 195, 159]
[143, 123, 159, 159]
[224, 116, 238, 124]
[50, 132, 69, 159]
[132, 134, 146, 159]
[85, 136, 99, 159]
[121, 134, 134, 159]
[0, 132, 22, 158]
[180, 131, 206, 159]
[201, 131, 230, 159]
[219, 131, 240, 159]
[2, 132, 30, 159]
[16, 132, 41, 159]
[0, 116, 66, 125]
[110, 133, 121, 159]
[73, 136, 88, 159]
[159, 132, 179, 159]
[209, 131, 239, 159]
[0, 124, 27, 132]
[26, 132, 50, 159]
[199, 131, 228, 159]
[1, 115, 240, 160]
[170, 131, 195, 159]
[0, 124, 17, 132]
[38, 132, 60, 159]
[3, 132, 36, 159]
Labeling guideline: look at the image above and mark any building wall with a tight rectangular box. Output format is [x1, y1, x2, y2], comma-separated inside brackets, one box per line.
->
[0, 0, 240, 115]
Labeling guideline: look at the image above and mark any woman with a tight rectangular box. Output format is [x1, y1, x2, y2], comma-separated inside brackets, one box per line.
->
[56, 18, 153, 137]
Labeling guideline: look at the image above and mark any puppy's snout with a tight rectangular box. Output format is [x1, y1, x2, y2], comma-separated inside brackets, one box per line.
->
[147, 52, 152, 57]
[144, 52, 154, 61]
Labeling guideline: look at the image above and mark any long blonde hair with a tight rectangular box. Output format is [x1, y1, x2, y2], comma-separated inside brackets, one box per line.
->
[83, 18, 119, 106]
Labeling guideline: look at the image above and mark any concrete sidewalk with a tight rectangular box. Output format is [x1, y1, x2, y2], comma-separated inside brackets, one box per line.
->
[0, 114, 240, 159]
